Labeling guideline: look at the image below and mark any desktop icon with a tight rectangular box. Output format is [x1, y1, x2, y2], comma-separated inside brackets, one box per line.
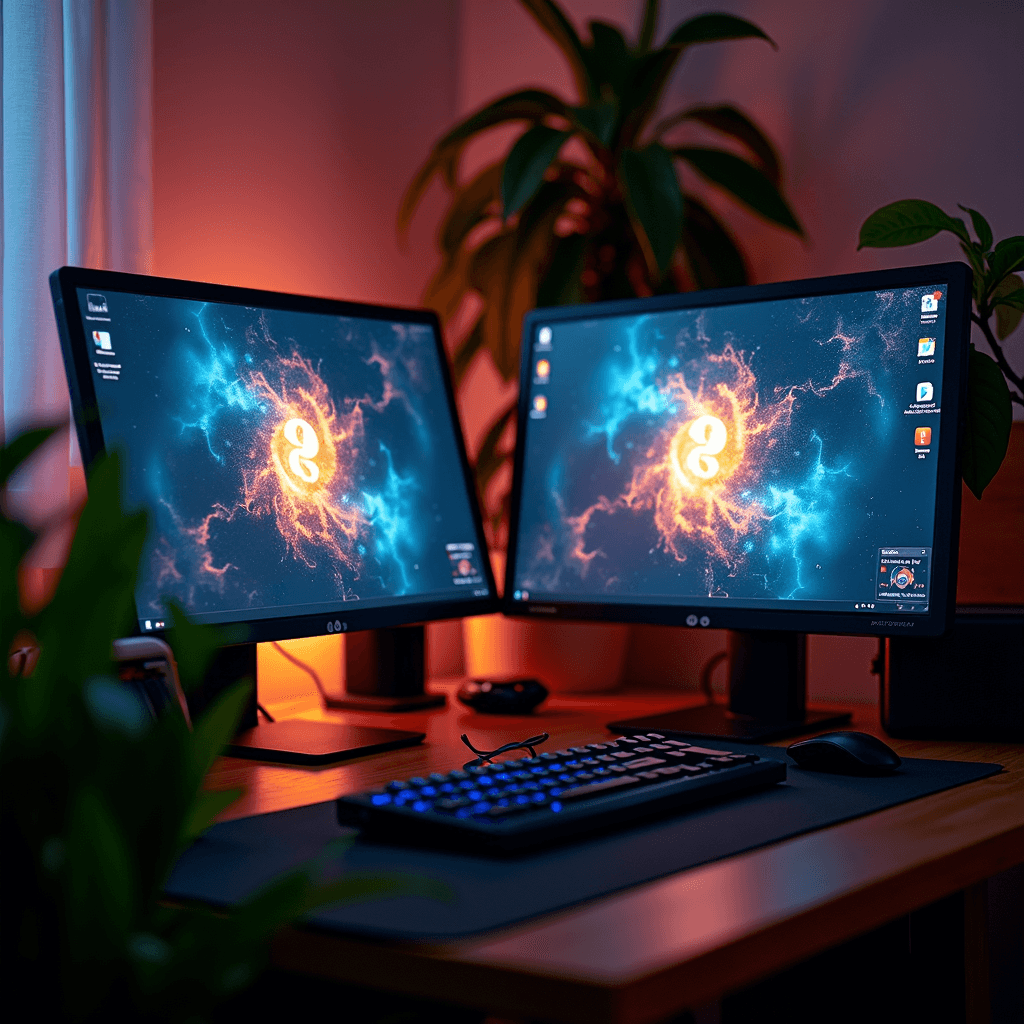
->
[533, 395, 548, 413]
[915, 426, 932, 447]
[921, 292, 941, 313]
[891, 566, 915, 590]
[535, 358, 551, 382]
[537, 326, 553, 347]
[918, 338, 936, 357]
[916, 382, 934, 402]
[92, 330, 111, 350]
[86, 293, 108, 314]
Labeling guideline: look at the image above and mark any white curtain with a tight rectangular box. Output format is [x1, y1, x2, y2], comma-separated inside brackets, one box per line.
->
[1, 0, 152, 550]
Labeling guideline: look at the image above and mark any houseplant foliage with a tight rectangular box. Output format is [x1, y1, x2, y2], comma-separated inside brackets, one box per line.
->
[400, 0, 802, 543]
[0, 429, 428, 1022]
[859, 200, 1024, 498]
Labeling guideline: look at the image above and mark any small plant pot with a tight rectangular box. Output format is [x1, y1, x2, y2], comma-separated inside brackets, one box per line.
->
[462, 614, 630, 693]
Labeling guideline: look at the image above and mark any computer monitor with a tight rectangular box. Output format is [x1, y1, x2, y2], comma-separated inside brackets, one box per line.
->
[505, 263, 972, 741]
[51, 267, 497, 762]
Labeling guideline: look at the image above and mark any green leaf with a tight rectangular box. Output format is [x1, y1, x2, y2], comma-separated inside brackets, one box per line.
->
[621, 14, 775, 145]
[637, 0, 659, 51]
[680, 193, 749, 289]
[664, 12, 776, 49]
[657, 104, 781, 186]
[537, 234, 587, 306]
[397, 89, 567, 234]
[185, 679, 252, 795]
[675, 146, 802, 234]
[468, 233, 521, 381]
[621, 143, 684, 278]
[166, 601, 229, 694]
[571, 102, 617, 149]
[520, 0, 596, 102]
[67, 786, 135, 949]
[0, 425, 61, 489]
[439, 163, 503, 258]
[857, 199, 969, 249]
[962, 344, 1013, 499]
[958, 205, 993, 252]
[987, 236, 1024, 291]
[994, 274, 1024, 340]
[182, 787, 244, 845]
[588, 21, 630, 91]
[501, 125, 570, 216]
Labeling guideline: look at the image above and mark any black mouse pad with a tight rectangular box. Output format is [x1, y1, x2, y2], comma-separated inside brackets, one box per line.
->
[166, 744, 1001, 941]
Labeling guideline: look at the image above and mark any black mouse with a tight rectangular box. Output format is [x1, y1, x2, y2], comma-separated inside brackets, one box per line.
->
[457, 678, 548, 715]
[787, 731, 902, 776]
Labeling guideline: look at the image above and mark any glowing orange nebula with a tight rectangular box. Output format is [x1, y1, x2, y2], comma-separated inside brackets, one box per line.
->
[567, 344, 795, 572]
[244, 350, 367, 578]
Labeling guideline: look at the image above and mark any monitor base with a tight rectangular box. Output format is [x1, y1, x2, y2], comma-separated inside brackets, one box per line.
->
[607, 703, 852, 744]
[324, 691, 447, 712]
[225, 721, 425, 766]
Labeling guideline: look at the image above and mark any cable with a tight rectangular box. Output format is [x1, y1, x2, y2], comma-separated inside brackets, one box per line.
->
[270, 640, 329, 705]
[699, 651, 728, 705]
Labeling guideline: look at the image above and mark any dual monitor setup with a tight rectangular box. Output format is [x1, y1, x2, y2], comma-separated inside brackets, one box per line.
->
[50, 261, 971, 763]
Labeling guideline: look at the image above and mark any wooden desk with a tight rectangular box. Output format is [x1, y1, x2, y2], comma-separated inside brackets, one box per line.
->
[206, 684, 1024, 1024]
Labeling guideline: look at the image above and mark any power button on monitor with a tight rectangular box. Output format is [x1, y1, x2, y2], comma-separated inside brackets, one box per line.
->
[686, 614, 698, 626]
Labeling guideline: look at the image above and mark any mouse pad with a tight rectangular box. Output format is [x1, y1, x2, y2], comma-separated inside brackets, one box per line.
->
[166, 744, 1001, 941]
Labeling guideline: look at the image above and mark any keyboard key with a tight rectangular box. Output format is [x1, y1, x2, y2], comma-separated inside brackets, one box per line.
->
[556, 775, 642, 801]
[623, 756, 667, 769]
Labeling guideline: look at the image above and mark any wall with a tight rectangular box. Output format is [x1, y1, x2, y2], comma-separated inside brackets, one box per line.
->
[153, 1, 1023, 709]
[153, 0, 464, 707]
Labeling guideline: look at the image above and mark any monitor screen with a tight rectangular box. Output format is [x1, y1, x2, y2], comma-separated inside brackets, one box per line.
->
[506, 263, 971, 638]
[52, 268, 496, 642]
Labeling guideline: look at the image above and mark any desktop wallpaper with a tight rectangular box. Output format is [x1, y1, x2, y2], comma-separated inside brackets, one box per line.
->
[79, 290, 488, 622]
[513, 286, 947, 609]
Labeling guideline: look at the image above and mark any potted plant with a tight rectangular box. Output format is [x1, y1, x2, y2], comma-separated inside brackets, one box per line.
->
[859, 201, 1024, 603]
[400, 0, 803, 688]
[0, 428, 426, 1021]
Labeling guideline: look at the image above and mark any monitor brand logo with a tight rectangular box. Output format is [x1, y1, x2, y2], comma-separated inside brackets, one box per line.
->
[284, 417, 320, 483]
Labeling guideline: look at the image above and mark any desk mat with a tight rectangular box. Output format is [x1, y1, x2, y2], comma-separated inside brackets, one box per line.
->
[167, 745, 1001, 941]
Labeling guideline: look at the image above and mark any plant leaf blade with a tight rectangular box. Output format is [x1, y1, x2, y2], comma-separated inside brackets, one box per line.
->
[501, 125, 570, 216]
[962, 344, 1013, 499]
[675, 146, 802, 234]
[621, 143, 684, 278]
[858, 199, 969, 249]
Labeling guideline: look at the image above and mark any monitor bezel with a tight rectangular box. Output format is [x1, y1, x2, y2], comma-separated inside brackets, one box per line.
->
[50, 265, 499, 642]
[503, 262, 972, 638]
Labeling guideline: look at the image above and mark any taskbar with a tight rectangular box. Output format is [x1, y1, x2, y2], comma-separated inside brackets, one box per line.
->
[510, 592, 929, 616]
[138, 586, 493, 631]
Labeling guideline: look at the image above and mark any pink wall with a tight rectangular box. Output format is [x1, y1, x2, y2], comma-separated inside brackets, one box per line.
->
[152, 1, 1023, 707]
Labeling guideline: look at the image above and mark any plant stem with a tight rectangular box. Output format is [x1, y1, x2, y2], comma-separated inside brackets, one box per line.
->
[972, 309, 1024, 406]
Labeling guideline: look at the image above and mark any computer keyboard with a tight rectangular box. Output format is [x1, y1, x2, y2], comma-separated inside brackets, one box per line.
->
[336, 733, 787, 853]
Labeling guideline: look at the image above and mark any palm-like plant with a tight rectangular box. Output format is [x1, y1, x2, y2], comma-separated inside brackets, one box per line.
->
[400, 0, 803, 544]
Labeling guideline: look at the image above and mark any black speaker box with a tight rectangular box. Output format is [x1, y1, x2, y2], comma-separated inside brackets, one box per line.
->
[880, 606, 1024, 741]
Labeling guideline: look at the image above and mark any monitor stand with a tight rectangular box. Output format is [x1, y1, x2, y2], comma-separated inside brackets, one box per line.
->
[185, 641, 427, 767]
[607, 631, 851, 744]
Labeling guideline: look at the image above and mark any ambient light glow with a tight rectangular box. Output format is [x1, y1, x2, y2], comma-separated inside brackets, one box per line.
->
[566, 343, 795, 572]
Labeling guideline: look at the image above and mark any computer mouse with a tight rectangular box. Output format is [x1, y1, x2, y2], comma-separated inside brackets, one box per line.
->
[787, 731, 902, 776]
[457, 678, 548, 715]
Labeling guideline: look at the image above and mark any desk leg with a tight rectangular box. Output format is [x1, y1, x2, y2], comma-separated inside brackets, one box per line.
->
[964, 882, 990, 1024]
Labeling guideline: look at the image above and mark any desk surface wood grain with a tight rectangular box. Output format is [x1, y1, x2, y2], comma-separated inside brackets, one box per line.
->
[205, 683, 1024, 1024]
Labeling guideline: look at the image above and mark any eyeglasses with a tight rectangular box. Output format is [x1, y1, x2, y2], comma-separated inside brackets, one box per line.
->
[460, 731, 550, 769]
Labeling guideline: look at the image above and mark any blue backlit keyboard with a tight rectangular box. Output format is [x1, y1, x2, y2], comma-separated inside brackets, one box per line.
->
[336, 732, 787, 853]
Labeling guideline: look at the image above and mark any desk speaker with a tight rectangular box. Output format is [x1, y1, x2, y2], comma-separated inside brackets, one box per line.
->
[880, 606, 1024, 740]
